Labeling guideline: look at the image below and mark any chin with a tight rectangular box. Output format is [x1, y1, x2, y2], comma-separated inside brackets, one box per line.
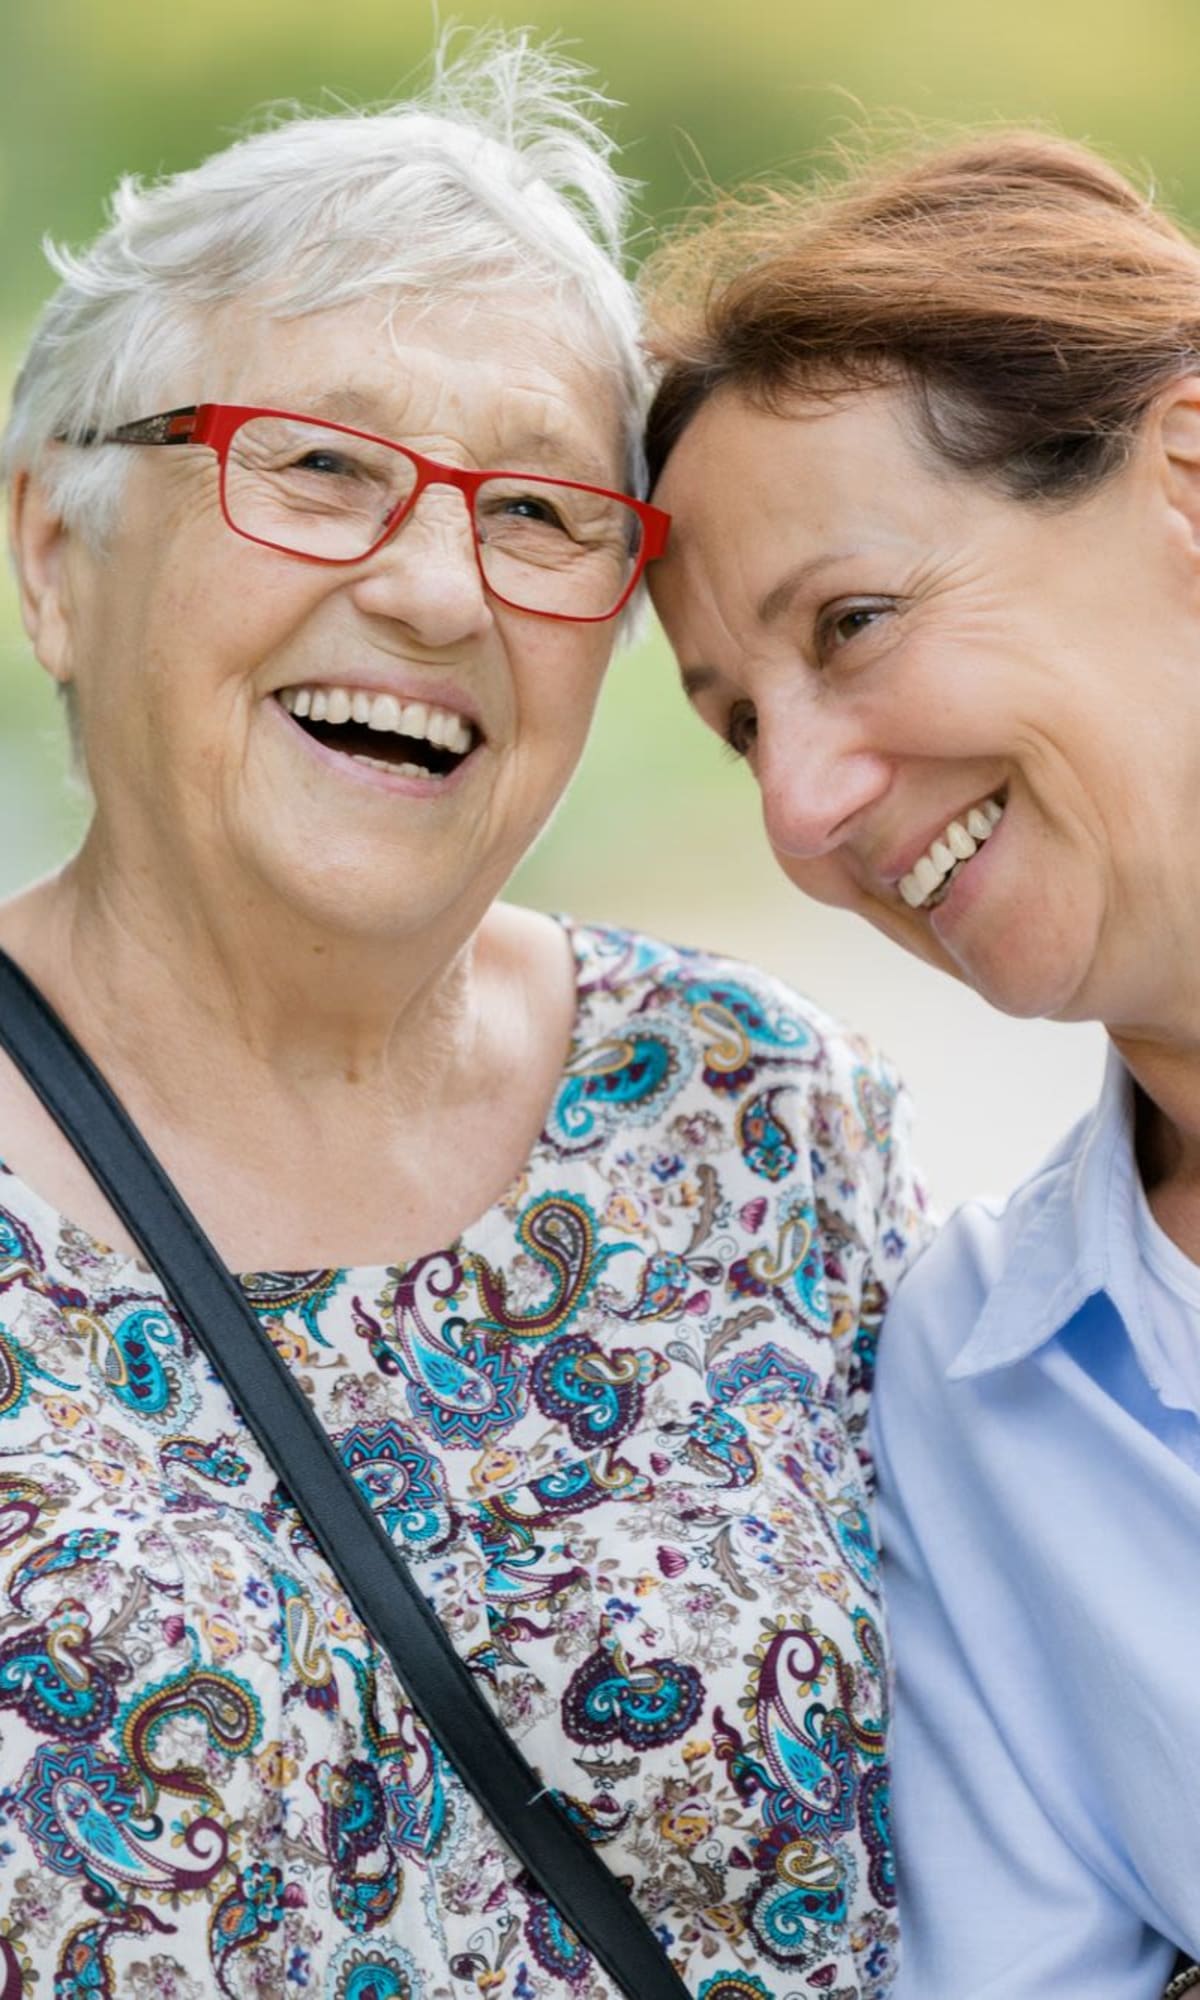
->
[945, 938, 1096, 1023]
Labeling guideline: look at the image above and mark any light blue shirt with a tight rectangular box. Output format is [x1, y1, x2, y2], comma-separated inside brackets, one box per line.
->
[873, 1051, 1199, 1999]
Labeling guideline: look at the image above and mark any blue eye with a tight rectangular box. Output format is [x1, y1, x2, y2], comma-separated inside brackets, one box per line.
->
[293, 449, 357, 477]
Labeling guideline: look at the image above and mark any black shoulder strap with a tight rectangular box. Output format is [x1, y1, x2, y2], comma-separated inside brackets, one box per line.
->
[0, 947, 690, 2000]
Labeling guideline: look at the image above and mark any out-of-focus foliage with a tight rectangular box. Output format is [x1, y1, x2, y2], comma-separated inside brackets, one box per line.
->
[7, 0, 1200, 321]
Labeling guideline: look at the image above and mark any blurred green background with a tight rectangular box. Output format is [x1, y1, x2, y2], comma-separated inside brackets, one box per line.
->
[4, 0, 1167, 1202]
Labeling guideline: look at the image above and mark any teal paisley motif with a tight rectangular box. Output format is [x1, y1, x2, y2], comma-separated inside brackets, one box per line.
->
[368, 1252, 528, 1448]
[549, 1021, 690, 1147]
[240, 1265, 344, 1345]
[90, 1295, 198, 1431]
[0, 1319, 72, 1418]
[328, 1937, 420, 2000]
[117, 1665, 263, 1806]
[472, 1192, 619, 1341]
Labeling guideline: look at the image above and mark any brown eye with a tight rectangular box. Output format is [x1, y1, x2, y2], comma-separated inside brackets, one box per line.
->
[818, 599, 894, 659]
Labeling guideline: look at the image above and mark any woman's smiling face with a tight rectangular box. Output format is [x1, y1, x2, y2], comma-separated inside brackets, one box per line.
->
[20, 290, 624, 950]
[650, 380, 1200, 1031]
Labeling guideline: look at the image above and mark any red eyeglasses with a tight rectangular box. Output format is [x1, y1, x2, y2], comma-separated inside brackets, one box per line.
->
[82, 403, 670, 623]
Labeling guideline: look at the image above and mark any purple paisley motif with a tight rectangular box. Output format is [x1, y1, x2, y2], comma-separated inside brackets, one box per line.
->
[491, 1448, 647, 1526]
[753, 1628, 857, 1836]
[0, 1476, 45, 1550]
[562, 1643, 704, 1751]
[7, 1527, 119, 1610]
[531, 1332, 666, 1450]
[857, 1764, 896, 1907]
[0, 1598, 129, 1742]
[117, 1665, 263, 1807]
[706, 1342, 821, 1409]
[474, 1193, 607, 1340]
[736, 1087, 798, 1183]
[210, 1862, 300, 1998]
[311, 1758, 403, 1930]
[372, 1253, 528, 1448]
[19, 1741, 226, 1899]
[524, 1888, 592, 1986]
[54, 1909, 173, 2000]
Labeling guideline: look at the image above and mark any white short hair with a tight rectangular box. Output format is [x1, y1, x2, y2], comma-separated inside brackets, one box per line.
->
[2, 30, 647, 540]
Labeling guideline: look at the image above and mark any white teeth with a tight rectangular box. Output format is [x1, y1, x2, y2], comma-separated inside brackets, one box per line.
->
[278, 683, 476, 760]
[913, 855, 941, 899]
[367, 693, 402, 733]
[898, 795, 1005, 911]
[351, 754, 437, 779]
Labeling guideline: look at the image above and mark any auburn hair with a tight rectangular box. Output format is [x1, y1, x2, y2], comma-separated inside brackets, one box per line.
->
[643, 131, 1200, 501]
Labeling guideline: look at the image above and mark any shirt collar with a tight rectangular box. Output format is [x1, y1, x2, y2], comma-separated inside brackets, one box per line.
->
[948, 1042, 1146, 1380]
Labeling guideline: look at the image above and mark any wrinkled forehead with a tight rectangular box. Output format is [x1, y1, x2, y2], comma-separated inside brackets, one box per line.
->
[192, 287, 634, 485]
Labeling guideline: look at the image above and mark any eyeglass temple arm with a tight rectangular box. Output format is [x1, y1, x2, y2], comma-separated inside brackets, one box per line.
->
[75, 406, 201, 448]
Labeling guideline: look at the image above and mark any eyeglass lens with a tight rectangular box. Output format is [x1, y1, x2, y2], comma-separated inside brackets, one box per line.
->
[223, 416, 643, 617]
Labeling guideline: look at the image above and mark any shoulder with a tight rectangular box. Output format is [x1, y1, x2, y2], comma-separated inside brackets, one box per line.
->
[566, 917, 927, 1238]
[570, 916, 903, 1104]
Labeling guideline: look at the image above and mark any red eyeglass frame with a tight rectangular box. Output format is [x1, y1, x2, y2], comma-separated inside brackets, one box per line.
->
[93, 402, 671, 624]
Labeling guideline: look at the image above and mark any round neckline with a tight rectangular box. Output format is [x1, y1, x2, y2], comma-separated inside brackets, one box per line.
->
[0, 911, 607, 1292]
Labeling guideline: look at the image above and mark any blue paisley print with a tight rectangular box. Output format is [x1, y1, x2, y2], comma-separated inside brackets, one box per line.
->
[0, 921, 926, 1997]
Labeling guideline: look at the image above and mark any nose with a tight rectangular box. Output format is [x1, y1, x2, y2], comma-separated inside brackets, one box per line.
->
[754, 700, 892, 861]
[347, 486, 493, 648]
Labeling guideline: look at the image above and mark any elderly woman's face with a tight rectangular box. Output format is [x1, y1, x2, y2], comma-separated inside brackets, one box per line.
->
[40, 292, 623, 940]
[651, 383, 1200, 1028]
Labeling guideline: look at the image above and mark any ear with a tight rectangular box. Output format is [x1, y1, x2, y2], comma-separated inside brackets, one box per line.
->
[8, 458, 82, 686]
[1153, 376, 1200, 553]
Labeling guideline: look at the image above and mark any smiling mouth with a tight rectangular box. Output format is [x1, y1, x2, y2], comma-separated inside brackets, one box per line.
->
[898, 793, 1006, 910]
[276, 684, 480, 779]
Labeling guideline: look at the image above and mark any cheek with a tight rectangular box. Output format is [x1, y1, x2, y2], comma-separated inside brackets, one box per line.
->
[519, 627, 613, 739]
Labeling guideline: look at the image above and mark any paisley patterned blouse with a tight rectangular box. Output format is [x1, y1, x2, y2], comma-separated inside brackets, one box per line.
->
[0, 921, 926, 2000]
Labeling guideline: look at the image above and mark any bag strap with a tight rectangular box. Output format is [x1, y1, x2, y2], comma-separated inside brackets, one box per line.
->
[0, 946, 691, 2000]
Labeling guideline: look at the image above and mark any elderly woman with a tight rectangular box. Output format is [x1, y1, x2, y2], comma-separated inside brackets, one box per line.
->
[644, 134, 1200, 1997]
[0, 38, 925, 2000]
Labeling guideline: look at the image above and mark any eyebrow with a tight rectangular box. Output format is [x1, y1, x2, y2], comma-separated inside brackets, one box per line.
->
[290, 390, 617, 486]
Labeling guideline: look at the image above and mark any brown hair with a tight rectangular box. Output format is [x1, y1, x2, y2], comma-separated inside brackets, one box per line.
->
[643, 131, 1200, 502]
